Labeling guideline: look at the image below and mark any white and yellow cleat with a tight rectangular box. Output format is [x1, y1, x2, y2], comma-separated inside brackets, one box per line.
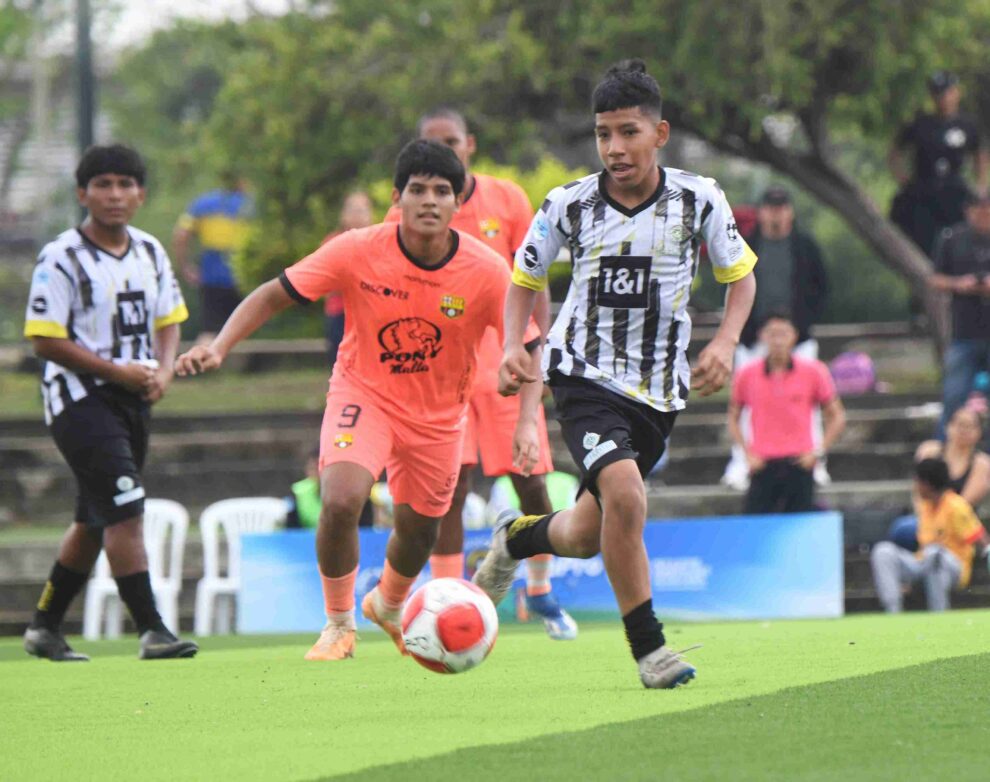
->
[361, 587, 407, 656]
[304, 621, 357, 661]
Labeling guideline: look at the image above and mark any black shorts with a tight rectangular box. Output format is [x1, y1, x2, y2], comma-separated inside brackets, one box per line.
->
[549, 373, 677, 497]
[201, 285, 242, 333]
[49, 386, 150, 527]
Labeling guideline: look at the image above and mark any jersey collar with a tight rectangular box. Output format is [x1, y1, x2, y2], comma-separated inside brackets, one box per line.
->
[76, 226, 132, 261]
[396, 226, 460, 271]
[598, 166, 666, 218]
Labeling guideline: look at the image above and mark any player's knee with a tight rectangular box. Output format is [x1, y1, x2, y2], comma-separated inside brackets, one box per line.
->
[602, 491, 646, 531]
[321, 492, 365, 527]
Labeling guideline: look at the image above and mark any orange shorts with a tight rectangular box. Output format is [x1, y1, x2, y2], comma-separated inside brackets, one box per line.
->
[461, 388, 554, 477]
[319, 386, 461, 518]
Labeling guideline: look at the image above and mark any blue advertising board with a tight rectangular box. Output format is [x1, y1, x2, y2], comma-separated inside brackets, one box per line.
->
[238, 512, 843, 633]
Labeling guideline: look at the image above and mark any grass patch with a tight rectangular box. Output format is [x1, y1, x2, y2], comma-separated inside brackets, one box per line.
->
[1, 612, 987, 781]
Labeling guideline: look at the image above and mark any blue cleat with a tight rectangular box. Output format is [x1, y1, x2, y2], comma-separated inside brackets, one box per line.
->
[526, 592, 578, 641]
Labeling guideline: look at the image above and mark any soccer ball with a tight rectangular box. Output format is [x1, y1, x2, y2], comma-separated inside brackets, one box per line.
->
[401, 577, 498, 674]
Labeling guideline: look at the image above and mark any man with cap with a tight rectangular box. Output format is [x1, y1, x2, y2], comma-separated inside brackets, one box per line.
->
[929, 190, 990, 438]
[721, 185, 829, 491]
[890, 71, 989, 256]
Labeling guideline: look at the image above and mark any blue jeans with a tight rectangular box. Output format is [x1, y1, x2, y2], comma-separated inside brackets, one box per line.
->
[938, 339, 990, 439]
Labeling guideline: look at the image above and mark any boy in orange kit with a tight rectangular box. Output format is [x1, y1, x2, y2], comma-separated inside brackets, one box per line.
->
[176, 141, 543, 660]
[387, 108, 577, 640]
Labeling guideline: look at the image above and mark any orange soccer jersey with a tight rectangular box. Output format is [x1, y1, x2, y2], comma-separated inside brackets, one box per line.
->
[387, 174, 534, 395]
[917, 490, 986, 587]
[280, 223, 511, 433]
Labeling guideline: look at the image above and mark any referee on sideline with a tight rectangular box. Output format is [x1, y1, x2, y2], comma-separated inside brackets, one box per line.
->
[22, 144, 198, 661]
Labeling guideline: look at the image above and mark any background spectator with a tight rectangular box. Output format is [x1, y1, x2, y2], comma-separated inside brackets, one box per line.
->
[929, 191, 990, 438]
[728, 313, 846, 514]
[872, 458, 989, 612]
[173, 171, 253, 341]
[722, 186, 829, 489]
[888, 405, 990, 550]
[889, 70, 988, 257]
[322, 191, 374, 369]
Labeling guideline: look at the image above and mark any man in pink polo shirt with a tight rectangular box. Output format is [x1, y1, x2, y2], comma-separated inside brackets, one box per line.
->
[728, 312, 846, 514]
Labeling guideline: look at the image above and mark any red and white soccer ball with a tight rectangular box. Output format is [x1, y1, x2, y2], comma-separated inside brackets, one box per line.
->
[401, 577, 498, 674]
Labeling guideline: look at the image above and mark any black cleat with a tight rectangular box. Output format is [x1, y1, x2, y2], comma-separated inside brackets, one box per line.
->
[24, 626, 90, 662]
[139, 629, 199, 660]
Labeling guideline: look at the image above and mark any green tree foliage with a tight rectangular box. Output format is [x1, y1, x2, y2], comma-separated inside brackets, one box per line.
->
[107, 0, 990, 338]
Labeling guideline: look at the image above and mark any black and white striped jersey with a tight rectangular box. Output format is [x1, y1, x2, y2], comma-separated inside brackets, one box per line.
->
[23, 227, 188, 423]
[512, 167, 757, 412]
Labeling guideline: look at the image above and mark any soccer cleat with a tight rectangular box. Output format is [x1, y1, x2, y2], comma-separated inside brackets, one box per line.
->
[361, 588, 408, 656]
[638, 645, 700, 689]
[304, 622, 357, 661]
[138, 629, 199, 660]
[471, 509, 522, 606]
[526, 592, 579, 641]
[23, 626, 90, 662]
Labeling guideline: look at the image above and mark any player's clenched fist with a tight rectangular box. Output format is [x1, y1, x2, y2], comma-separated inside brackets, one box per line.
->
[175, 344, 223, 376]
[690, 335, 735, 397]
[498, 344, 538, 396]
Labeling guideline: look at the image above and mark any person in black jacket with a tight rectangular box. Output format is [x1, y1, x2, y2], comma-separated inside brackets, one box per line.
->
[722, 185, 830, 490]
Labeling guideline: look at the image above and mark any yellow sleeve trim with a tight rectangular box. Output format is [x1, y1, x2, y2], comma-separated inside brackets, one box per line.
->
[713, 241, 758, 284]
[24, 320, 68, 339]
[176, 214, 197, 231]
[154, 303, 190, 329]
[511, 266, 548, 292]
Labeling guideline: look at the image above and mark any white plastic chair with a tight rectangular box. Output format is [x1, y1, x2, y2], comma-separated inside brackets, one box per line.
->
[82, 499, 190, 640]
[194, 497, 287, 636]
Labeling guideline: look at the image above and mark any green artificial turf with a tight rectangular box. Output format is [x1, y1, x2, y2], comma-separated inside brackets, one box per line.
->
[0, 612, 987, 782]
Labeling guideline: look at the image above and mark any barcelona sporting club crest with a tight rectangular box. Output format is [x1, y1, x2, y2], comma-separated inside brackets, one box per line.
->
[479, 217, 501, 239]
[440, 295, 465, 319]
[334, 434, 353, 449]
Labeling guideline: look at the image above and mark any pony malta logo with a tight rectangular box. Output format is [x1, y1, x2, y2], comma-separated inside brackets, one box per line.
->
[378, 317, 443, 374]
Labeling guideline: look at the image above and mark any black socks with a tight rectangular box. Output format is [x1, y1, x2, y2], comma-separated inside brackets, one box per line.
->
[622, 598, 665, 661]
[31, 561, 89, 631]
[115, 571, 167, 635]
[505, 513, 558, 559]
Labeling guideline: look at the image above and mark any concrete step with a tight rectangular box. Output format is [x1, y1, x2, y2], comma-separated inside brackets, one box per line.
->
[645, 480, 914, 519]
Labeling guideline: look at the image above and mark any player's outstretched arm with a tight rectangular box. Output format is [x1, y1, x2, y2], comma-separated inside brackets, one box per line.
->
[176, 279, 295, 376]
[691, 271, 756, 397]
[499, 283, 540, 396]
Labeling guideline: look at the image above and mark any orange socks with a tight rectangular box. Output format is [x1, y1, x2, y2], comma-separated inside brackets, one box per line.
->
[378, 560, 417, 611]
[429, 553, 465, 580]
[526, 554, 553, 596]
[321, 566, 358, 619]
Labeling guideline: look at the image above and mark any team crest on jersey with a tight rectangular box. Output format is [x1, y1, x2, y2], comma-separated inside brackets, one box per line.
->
[668, 225, 691, 243]
[440, 295, 465, 319]
[479, 218, 501, 239]
[334, 434, 354, 449]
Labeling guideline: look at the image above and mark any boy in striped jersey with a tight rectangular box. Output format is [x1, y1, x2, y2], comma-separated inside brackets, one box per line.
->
[473, 60, 757, 688]
[22, 145, 198, 661]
